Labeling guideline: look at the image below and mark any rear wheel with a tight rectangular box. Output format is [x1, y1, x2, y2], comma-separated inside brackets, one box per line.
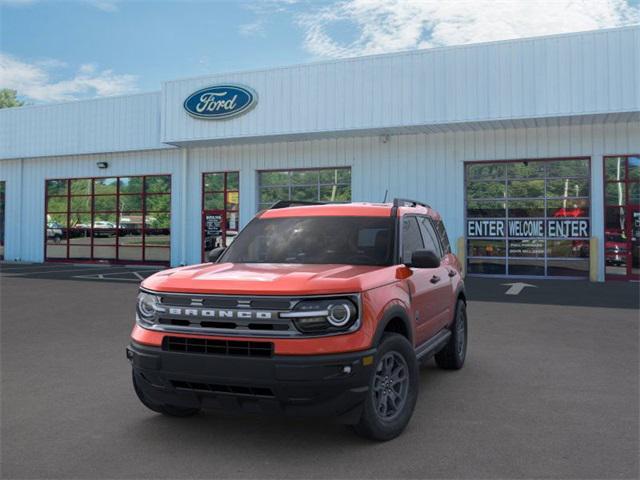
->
[132, 371, 200, 417]
[352, 333, 419, 441]
[435, 300, 467, 370]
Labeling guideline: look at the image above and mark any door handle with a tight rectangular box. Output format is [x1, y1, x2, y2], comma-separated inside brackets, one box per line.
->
[430, 275, 441, 284]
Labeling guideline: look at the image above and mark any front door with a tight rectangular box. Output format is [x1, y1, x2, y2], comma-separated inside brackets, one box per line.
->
[401, 216, 450, 346]
[202, 172, 240, 261]
[604, 156, 639, 280]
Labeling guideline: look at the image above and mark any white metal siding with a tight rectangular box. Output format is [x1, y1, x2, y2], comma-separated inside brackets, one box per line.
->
[0, 159, 22, 261]
[0, 149, 184, 265]
[162, 27, 639, 145]
[181, 121, 640, 280]
[0, 92, 169, 160]
[1, 120, 637, 281]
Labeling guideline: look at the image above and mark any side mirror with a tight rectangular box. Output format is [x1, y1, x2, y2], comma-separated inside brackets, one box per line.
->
[407, 249, 440, 269]
[207, 247, 226, 263]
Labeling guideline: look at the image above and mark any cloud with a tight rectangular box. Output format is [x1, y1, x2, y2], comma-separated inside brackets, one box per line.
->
[85, 0, 119, 12]
[298, 0, 640, 58]
[239, 19, 266, 36]
[0, 53, 138, 102]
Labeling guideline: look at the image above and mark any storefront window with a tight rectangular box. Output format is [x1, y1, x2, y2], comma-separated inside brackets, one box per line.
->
[258, 167, 351, 210]
[45, 175, 171, 264]
[603, 156, 639, 279]
[0, 181, 4, 260]
[465, 158, 591, 277]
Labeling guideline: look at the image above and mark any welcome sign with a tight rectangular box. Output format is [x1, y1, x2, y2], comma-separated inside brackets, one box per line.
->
[467, 219, 590, 239]
[184, 84, 257, 119]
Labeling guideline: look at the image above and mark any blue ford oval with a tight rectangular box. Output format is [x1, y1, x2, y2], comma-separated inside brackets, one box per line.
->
[183, 85, 257, 120]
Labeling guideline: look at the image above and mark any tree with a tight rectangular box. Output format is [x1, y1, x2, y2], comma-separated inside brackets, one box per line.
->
[0, 89, 24, 109]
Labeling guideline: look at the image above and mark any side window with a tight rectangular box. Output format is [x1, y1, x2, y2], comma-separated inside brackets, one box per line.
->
[436, 219, 451, 254]
[418, 217, 442, 258]
[402, 217, 424, 263]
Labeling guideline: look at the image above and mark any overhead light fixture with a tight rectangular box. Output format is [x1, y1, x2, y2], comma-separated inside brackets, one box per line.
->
[96, 162, 108, 169]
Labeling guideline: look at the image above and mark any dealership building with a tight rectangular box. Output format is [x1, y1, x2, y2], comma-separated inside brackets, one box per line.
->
[0, 26, 638, 281]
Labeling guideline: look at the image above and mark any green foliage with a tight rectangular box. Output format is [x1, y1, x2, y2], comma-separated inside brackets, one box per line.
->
[0, 89, 24, 109]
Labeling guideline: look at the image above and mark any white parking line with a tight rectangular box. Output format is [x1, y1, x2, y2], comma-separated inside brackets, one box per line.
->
[0, 266, 133, 276]
[73, 275, 139, 282]
[72, 270, 153, 282]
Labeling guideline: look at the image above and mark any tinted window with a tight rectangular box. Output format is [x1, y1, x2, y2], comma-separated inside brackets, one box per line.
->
[436, 220, 451, 254]
[222, 216, 394, 266]
[418, 217, 442, 258]
[402, 217, 424, 263]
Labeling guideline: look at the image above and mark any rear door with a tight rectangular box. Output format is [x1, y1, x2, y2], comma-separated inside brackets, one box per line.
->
[401, 216, 447, 346]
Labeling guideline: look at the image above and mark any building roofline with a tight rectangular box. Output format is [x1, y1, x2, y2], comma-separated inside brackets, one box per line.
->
[2, 25, 637, 114]
[0, 90, 161, 113]
[162, 25, 639, 86]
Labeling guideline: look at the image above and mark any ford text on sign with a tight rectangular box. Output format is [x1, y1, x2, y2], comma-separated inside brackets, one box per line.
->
[184, 85, 257, 119]
[467, 219, 589, 238]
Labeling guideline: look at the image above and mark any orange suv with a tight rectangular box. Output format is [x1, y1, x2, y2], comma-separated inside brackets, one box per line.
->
[127, 199, 467, 440]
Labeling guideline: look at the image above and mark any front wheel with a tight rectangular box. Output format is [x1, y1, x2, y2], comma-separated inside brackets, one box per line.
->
[352, 333, 419, 441]
[132, 371, 200, 417]
[435, 300, 467, 370]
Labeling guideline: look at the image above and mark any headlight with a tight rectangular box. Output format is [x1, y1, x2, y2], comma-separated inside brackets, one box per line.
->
[136, 291, 160, 326]
[281, 298, 358, 334]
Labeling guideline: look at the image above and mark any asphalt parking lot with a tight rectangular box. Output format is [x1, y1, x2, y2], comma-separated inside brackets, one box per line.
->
[1, 263, 638, 479]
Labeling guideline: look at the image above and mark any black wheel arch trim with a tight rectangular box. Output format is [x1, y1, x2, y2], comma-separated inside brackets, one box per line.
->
[372, 305, 414, 347]
[456, 285, 467, 303]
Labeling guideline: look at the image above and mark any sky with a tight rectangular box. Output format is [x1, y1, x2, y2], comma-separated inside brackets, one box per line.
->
[1, 0, 639, 104]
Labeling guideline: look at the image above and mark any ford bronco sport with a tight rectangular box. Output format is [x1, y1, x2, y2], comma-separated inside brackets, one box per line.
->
[127, 199, 467, 441]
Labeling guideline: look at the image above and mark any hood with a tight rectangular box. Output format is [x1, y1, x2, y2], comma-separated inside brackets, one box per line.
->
[142, 262, 397, 295]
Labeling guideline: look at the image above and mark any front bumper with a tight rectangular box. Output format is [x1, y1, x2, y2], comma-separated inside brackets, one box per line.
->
[127, 341, 376, 423]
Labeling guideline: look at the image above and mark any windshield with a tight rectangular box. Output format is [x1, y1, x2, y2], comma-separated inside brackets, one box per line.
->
[221, 216, 395, 266]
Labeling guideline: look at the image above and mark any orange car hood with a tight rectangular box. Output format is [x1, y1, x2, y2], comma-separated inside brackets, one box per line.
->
[142, 262, 397, 295]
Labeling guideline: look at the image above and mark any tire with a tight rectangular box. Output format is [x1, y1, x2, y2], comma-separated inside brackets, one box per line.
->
[132, 371, 200, 417]
[352, 333, 419, 441]
[435, 300, 467, 370]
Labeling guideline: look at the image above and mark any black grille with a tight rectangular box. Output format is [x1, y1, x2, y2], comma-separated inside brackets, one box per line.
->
[162, 336, 273, 357]
[171, 380, 274, 397]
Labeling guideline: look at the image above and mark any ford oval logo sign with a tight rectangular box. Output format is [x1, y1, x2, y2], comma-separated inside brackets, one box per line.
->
[183, 84, 257, 120]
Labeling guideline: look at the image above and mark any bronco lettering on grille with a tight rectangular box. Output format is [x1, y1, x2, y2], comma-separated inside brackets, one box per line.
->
[157, 306, 274, 320]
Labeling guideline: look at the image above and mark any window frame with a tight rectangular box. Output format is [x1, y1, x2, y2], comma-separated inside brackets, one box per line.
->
[44, 174, 171, 265]
[0, 181, 4, 260]
[201, 171, 240, 260]
[464, 157, 592, 278]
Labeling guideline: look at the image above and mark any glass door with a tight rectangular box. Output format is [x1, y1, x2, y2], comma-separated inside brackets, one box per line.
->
[0, 181, 5, 260]
[604, 155, 639, 280]
[202, 172, 239, 261]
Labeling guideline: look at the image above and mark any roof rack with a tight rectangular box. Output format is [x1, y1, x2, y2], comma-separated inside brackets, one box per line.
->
[390, 198, 431, 217]
[392, 198, 431, 209]
[269, 200, 327, 209]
